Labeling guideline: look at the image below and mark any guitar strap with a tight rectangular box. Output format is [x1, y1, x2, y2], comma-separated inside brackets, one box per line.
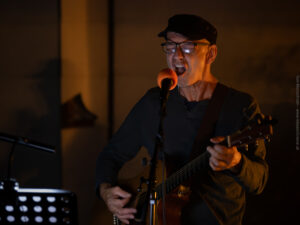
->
[189, 82, 230, 161]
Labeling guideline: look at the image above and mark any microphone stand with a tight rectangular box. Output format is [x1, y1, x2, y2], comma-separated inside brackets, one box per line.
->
[145, 79, 172, 225]
[0, 132, 55, 204]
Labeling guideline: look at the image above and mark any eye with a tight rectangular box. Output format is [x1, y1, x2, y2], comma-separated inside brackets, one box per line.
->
[162, 43, 176, 53]
[182, 49, 192, 54]
[181, 42, 196, 54]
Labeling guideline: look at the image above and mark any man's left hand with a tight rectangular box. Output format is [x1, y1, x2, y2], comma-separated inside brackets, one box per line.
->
[206, 136, 242, 173]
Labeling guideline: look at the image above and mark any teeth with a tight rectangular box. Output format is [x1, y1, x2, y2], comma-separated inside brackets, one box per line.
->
[175, 65, 184, 68]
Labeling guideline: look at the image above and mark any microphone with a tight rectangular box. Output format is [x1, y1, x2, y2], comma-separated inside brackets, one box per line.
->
[157, 68, 178, 91]
[156, 68, 178, 113]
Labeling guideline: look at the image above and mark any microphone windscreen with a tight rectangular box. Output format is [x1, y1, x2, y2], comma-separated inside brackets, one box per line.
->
[157, 68, 178, 90]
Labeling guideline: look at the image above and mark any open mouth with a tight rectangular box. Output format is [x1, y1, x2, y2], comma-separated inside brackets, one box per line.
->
[175, 65, 186, 76]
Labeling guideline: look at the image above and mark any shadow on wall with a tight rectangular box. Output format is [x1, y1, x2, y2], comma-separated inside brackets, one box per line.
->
[244, 102, 299, 225]
[237, 42, 299, 224]
[237, 44, 300, 104]
[0, 59, 61, 188]
[239, 44, 300, 84]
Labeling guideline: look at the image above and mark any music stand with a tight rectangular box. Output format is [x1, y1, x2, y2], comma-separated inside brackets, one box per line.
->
[0, 183, 78, 225]
[0, 132, 78, 224]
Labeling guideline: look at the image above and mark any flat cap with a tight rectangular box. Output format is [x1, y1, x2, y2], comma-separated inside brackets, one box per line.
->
[158, 14, 217, 44]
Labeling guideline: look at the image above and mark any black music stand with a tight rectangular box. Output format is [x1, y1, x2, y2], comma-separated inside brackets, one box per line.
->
[0, 184, 78, 225]
[0, 132, 78, 225]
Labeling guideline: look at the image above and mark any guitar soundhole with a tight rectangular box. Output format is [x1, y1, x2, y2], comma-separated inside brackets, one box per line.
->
[177, 185, 190, 198]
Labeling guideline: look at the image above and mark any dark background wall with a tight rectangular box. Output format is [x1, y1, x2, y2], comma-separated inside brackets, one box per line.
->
[0, 0, 299, 225]
[0, 1, 61, 187]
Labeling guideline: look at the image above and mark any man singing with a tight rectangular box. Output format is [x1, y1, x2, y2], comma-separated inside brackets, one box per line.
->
[96, 14, 268, 225]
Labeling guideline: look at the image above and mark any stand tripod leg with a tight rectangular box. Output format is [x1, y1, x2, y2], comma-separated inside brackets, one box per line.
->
[149, 192, 157, 225]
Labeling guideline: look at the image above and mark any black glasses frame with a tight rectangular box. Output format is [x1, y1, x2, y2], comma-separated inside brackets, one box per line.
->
[161, 41, 210, 54]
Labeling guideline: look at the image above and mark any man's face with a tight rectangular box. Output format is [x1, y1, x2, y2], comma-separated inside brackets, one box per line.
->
[165, 32, 211, 87]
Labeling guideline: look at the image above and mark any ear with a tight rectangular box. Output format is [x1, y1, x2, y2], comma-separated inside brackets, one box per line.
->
[206, 45, 217, 64]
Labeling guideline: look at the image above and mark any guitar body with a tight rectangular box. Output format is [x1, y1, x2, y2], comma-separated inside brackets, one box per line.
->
[116, 185, 192, 225]
[157, 185, 191, 225]
[116, 156, 191, 225]
[117, 156, 193, 225]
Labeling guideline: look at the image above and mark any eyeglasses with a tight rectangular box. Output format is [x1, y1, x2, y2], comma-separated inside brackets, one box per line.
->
[161, 41, 210, 54]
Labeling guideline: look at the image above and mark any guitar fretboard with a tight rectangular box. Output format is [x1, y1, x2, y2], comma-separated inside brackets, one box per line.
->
[155, 151, 210, 200]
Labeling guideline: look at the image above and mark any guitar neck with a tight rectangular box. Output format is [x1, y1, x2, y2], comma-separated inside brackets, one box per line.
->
[155, 151, 210, 200]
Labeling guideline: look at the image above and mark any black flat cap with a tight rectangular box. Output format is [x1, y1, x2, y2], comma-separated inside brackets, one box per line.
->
[158, 14, 217, 44]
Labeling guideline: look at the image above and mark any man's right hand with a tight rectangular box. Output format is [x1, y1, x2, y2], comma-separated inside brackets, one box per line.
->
[100, 183, 137, 224]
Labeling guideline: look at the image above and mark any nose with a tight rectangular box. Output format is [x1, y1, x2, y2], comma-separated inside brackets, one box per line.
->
[173, 45, 184, 59]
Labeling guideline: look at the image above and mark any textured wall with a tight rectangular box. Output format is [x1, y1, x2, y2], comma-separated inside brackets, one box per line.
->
[0, 1, 61, 188]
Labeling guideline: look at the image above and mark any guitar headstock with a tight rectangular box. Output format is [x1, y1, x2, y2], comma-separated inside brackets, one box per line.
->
[228, 113, 277, 149]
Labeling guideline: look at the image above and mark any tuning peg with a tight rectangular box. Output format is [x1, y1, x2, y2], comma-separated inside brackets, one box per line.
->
[254, 113, 263, 124]
[263, 115, 278, 126]
[264, 136, 271, 143]
[244, 144, 249, 151]
[255, 140, 259, 147]
[257, 118, 262, 124]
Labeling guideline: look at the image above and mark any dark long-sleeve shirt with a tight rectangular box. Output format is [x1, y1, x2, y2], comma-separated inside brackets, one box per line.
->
[96, 84, 268, 225]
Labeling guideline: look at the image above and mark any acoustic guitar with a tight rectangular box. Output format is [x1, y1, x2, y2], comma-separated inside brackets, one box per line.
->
[113, 114, 275, 225]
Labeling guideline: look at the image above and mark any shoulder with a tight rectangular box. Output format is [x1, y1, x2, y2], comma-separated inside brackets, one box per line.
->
[137, 87, 160, 107]
[217, 83, 261, 135]
[144, 87, 160, 99]
[130, 87, 161, 116]
[222, 84, 255, 109]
